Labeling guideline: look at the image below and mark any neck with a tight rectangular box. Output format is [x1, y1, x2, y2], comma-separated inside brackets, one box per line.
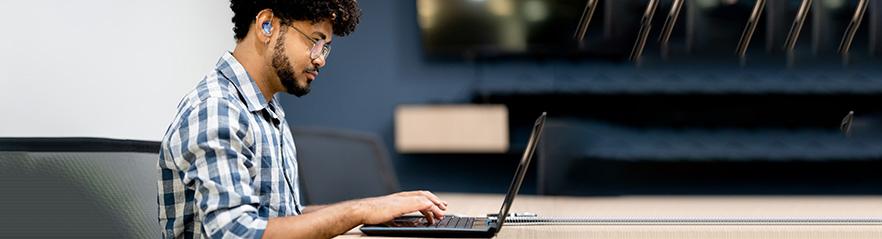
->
[231, 39, 278, 103]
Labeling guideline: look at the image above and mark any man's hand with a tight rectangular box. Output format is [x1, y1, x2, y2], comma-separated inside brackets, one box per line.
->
[355, 191, 448, 225]
[263, 191, 448, 238]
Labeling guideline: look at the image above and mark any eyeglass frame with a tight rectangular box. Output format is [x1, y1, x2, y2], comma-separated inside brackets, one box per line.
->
[280, 21, 331, 61]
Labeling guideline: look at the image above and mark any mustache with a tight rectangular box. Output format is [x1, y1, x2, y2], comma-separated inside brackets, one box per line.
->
[304, 66, 320, 73]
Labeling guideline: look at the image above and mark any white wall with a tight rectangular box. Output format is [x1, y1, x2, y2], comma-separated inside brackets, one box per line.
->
[0, 1, 235, 141]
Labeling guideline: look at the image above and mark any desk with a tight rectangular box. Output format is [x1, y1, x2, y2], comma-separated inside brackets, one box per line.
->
[339, 193, 882, 238]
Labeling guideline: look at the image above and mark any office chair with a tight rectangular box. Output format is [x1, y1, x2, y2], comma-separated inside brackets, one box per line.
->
[0, 137, 161, 238]
[291, 127, 400, 205]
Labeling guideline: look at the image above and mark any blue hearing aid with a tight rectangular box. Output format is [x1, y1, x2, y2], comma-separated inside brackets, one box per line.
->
[262, 21, 272, 34]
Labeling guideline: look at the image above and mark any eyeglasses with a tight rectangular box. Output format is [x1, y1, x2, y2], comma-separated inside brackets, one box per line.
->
[289, 25, 331, 61]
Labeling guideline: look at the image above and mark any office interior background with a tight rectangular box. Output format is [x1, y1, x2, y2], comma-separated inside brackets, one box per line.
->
[2, 0, 881, 196]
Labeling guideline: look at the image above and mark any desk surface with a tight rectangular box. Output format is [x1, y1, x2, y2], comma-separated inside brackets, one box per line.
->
[339, 193, 882, 238]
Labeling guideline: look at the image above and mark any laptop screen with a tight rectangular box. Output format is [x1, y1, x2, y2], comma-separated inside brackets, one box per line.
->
[495, 112, 546, 231]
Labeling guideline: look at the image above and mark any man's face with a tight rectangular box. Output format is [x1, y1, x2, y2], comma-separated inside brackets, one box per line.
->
[271, 20, 332, 97]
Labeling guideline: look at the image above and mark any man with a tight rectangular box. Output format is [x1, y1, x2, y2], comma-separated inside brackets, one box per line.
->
[157, 1, 447, 238]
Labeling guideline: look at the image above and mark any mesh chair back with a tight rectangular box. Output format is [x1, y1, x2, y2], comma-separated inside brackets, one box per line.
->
[0, 138, 160, 238]
[292, 127, 399, 205]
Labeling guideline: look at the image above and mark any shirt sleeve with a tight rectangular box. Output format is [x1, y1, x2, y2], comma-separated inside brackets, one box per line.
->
[171, 97, 266, 239]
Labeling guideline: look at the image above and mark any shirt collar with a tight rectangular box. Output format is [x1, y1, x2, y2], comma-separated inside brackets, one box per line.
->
[216, 52, 284, 119]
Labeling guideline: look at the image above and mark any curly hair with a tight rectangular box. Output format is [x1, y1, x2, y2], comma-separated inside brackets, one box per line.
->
[230, 0, 362, 41]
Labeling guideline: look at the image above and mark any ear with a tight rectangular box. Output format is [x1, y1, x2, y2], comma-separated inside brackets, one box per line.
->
[254, 9, 275, 47]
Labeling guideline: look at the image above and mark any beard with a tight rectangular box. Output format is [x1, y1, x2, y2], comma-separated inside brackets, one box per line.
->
[271, 32, 312, 97]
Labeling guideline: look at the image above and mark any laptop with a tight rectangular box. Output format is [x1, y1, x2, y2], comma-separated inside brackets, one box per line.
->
[359, 112, 547, 238]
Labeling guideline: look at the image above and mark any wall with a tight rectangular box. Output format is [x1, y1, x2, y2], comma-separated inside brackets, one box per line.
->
[274, 0, 540, 194]
[281, 0, 563, 193]
[280, 0, 882, 194]
[0, 0, 234, 141]
[4, 1, 877, 194]
[0, 0, 514, 194]
[0, 0, 510, 194]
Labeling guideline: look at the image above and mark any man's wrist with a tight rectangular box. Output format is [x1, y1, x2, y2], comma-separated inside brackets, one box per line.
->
[345, 198, 369, 225]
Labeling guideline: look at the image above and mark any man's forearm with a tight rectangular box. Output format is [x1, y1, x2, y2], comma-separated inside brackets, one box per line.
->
[302, 204, 331, 214]
[263, 201, 364, 239]
[261, 191, 447, 238]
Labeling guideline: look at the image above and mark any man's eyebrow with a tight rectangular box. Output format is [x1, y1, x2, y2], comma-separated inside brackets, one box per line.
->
[313, 31, 330, 44]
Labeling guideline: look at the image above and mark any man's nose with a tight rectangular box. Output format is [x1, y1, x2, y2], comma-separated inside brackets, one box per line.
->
[312, 56, 326, 68]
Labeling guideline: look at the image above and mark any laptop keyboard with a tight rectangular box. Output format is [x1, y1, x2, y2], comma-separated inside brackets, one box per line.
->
[418, 216, 475, 228]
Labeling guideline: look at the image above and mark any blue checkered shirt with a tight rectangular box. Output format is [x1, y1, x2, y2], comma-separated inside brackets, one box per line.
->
[158, 52, 303, 239]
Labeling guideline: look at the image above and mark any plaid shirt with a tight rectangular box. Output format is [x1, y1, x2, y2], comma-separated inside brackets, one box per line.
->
[158, 52, 303, 239]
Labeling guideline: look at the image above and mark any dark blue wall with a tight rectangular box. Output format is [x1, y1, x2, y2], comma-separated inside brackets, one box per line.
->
[280, 0, 501, 193]
[280, 0, 882, 195]
[281, 0, 566, 194]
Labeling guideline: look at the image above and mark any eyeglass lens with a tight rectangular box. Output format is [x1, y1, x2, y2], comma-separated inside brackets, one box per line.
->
[311, 41, 330, 60]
